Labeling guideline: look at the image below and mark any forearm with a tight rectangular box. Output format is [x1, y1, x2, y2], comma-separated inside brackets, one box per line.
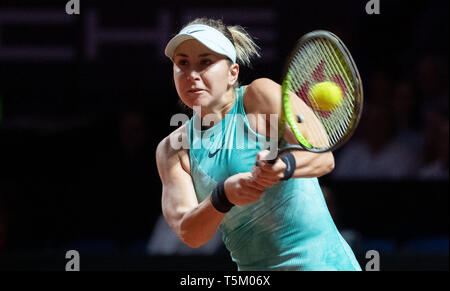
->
[291, 151, 335, 178]
[178, 195, 226, 248]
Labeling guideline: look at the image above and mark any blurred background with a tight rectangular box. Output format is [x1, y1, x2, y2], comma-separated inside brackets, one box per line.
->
[0, 0, 448, 270]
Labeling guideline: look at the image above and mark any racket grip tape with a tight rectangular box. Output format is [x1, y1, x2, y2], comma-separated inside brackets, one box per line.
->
[267, 157, 277, 164]
[255, 157, 276, 166]
[262, 149, 280, 165]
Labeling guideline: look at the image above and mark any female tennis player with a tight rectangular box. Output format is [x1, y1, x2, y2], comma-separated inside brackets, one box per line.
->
[156, 18, 361, 271]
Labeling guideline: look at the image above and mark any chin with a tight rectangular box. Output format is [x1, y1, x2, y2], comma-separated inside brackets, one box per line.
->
[188, 96, 212, 109]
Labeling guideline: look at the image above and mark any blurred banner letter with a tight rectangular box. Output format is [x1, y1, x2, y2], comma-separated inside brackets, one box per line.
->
[66, 0, 80, 15]
[365, 0, 380, 15]
[365, 250, 380, 271]
[65, 250, 80, 271]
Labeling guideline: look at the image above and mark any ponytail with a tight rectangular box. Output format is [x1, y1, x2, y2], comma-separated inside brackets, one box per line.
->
[227, 25, 261, 67]
[182, 18, 261, 67]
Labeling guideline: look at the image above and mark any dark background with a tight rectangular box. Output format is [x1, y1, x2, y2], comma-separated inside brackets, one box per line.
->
[0, 0, 448, 271]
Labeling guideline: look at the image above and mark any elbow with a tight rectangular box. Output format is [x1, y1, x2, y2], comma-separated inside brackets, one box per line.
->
[179, 232, 206, 248]
[318, 153, 335, 177]
[178, 221, 207, 249]
[326, 162, 335, 176]
[183, 239, 205, 249]
[163, 209, 210, 249]
[326, 153, 335, 173]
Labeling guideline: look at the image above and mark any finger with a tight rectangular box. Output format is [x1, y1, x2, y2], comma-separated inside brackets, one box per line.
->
[244, 179, 266, 192]
[258, 160, 286, 175]
[252, 177, 274, 188]
[254, 169, 284, 181]
[242, 181, 266, 193]
[255, 150, 275, 167]
[256, 150, 271, 162]
[251, 166, 262, 177]
[254, 159, 271, 168]
[250, 171, 276, 184]
[251, 176, 277, 188]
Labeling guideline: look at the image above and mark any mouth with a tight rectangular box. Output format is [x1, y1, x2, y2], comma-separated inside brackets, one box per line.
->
[188, 88, 205, 93]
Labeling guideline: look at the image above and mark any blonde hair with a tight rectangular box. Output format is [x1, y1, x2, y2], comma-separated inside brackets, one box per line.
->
[182, 18, 261, 67]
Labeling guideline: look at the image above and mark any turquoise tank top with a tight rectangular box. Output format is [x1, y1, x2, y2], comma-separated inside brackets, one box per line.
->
[186, 86, 361, 271]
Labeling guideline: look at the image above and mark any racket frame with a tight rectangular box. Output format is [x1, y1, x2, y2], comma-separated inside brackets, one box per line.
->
[279, 30, 364, 154]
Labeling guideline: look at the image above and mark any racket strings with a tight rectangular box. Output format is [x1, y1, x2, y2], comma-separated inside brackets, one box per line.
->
[288, 37, 358, 149]
[303, 43, 334, 148]
[289, 44, 335, 147]
[322, 39, 360, 144]
[315, 39, 354, 144]
[292, 43, 331, 148]
[289, 61, 329, 147]
[310, 40, 349, 145]
[305, 41, 345, 144]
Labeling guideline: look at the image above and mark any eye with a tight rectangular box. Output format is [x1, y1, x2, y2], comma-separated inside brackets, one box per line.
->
[177, 59, 188, 66]
[201, 59, 212, 66]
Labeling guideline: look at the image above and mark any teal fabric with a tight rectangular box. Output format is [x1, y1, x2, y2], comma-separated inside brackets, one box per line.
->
[186, 86, 361, 271]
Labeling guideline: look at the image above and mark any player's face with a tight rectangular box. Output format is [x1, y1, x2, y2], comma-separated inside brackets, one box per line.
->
[173, 39, 238, 110]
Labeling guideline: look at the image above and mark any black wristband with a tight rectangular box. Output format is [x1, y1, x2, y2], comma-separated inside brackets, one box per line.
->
[210, 180, 234, 213]
[280, 151, 296, 180]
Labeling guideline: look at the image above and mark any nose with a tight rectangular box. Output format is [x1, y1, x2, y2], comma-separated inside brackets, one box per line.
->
[186, 68, 201, 81]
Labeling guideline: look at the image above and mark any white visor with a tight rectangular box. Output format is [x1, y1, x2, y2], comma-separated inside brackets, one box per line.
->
[164, 24, 236, 63]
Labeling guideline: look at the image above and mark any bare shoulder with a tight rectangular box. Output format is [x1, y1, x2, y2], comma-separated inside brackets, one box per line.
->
[244, 78, 282, 116]
[156, 123, 190, 177]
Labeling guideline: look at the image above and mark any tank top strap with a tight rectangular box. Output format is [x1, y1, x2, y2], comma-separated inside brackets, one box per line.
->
[235, 85, 246, 116]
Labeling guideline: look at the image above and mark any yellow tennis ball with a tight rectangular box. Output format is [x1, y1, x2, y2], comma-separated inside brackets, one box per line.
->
[308, 81, 343, 111]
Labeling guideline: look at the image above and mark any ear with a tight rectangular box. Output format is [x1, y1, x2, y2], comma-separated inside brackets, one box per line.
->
[228, 63, 239, 86]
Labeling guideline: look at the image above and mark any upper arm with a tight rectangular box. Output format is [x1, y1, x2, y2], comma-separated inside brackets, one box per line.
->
[156, 129, 198, 237]
[245, 78, 283, 117]
[243, 78, 284, 141]
[244, 78, 298, 144]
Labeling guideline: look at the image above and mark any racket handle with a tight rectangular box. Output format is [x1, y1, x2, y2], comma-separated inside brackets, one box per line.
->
[254, 148, 281, 166]
[267, 157, 278, 164]
[255, 156, 278, 166]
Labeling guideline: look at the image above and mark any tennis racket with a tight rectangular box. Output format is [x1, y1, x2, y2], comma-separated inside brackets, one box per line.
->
[266, 30, 363, 163]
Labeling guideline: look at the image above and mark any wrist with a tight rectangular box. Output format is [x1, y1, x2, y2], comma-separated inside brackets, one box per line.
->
[280, 151, 296, 180]
[210, 179, 234, 213]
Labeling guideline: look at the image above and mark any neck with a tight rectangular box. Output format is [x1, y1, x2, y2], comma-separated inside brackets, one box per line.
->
[196, 88, 236, 129]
